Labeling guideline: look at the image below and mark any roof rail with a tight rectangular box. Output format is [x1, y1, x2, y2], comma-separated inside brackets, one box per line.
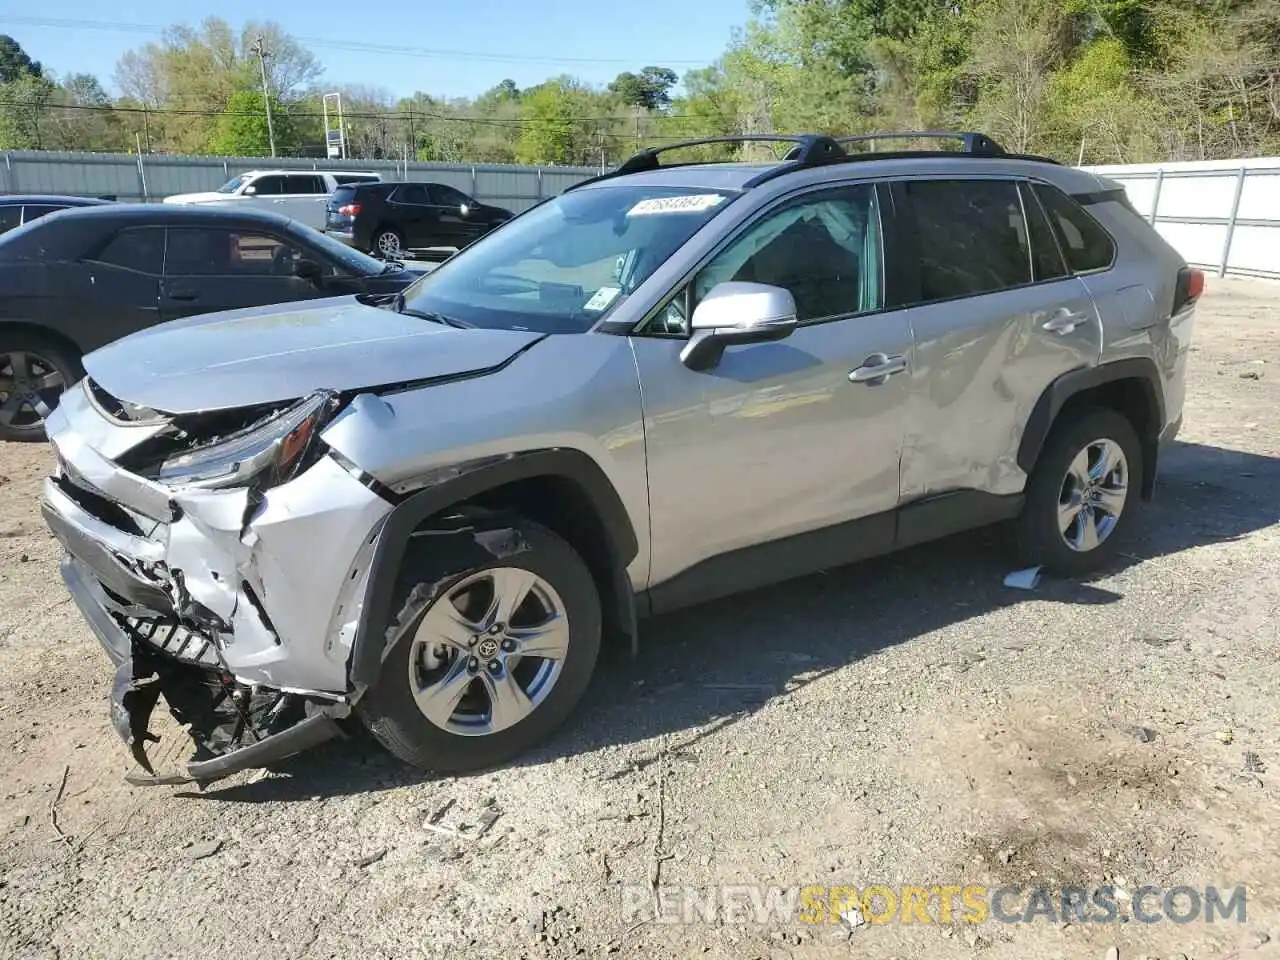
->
[564, 133, 847, 192]
[834, 131, 1006, 155]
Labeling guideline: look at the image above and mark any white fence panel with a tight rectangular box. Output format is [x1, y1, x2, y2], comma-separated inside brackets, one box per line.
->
[1085, 157, 1280, 279]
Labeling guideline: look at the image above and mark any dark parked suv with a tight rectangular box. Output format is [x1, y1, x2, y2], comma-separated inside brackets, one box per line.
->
[325, 181, 513, 258]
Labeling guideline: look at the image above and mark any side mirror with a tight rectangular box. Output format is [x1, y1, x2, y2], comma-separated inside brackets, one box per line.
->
[242, 184, 257, 196]
[294, 258, 323, 284]
[679, 282, 798, 371]
[459, 203, 470, 216]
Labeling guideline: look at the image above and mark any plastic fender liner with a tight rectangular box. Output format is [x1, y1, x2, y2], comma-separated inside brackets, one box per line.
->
[1018, 357, 1166, 498]
[347, 448, 639, 690]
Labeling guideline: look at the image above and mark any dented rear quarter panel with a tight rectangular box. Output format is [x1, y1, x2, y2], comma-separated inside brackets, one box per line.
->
[321, 332, 651, 589]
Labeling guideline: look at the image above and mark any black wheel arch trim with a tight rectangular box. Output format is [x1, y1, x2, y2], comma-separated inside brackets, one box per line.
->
[1018, 358, 1166, 498]
[347, 448, 639, 690]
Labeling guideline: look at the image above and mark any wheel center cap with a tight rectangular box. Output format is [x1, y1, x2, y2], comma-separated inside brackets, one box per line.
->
[476, 638, 500, 660]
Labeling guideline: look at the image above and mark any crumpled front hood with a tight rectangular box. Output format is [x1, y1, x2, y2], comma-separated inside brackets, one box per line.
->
[83, 296, 545, 414]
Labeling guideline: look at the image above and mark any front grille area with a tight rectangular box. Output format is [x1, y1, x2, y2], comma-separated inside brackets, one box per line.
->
[113, 615, 222, 668]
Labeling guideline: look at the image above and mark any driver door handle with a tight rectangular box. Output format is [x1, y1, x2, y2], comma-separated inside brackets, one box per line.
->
[849, 353, 907, 384]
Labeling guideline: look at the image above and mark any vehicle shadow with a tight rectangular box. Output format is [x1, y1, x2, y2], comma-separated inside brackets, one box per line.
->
[191, 439, 1280, 802]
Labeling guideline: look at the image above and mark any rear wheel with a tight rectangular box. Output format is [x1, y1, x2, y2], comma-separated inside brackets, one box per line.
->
[358, 516, 602, 773]
[0, 335, 81, 442]
[372, 227, 405, 260]
[1012, 406, 1142, 575]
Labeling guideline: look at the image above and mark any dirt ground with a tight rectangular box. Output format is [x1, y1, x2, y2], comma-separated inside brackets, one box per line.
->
[1, 279, 1277, 960]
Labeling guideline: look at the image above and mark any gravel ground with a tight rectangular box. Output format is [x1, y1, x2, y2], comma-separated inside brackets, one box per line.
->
[1, 279, 1277, 960]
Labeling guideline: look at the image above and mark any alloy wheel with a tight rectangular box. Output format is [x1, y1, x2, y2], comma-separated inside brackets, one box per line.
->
[0, 351, 66, 431]
[408, 567, 570, 737]
[1058, 438, 1129, 552]
[375, 231, 402, 258]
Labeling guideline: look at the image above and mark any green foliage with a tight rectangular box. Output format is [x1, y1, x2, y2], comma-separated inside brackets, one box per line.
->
[208, 88, 300, 156]
[0, 35, 42, 84]
[609, 66, 679, 111]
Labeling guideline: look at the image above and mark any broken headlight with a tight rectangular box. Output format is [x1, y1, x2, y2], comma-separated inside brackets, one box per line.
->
[156, 391, 337, 490]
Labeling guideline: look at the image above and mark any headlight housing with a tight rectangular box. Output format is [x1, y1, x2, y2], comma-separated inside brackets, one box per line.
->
[156, 391, 337, 490]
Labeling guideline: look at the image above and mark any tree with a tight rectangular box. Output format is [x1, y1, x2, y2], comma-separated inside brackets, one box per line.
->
[113, 17, 321, 154]
[47, 73, 130, 152]
[0, 35, 42, 84]
[608, 66, 679, 111]
[0, 73, 55, 149]
[517, 81, 577, 164]
[208, 88, 300, 156]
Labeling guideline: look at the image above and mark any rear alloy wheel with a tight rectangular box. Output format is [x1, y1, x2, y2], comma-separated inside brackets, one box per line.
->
[359, 517, 601, 773]
[1012, 406, 1142, 575]
[0, 339, 81, 442]
[373, 228, 404, 259]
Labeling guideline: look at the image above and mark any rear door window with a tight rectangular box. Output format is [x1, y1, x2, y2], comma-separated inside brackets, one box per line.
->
[91, 228, 165, 274]
[280, 175, 326, 196]
[1033, 184, 1116, 273]
[0, 206, 21, 233]
[898, 179, 1032, 304]
[1020, 182, 1070, 282]
[395, 184, 430, 205]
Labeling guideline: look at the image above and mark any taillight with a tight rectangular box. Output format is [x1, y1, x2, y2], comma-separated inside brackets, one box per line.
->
[1173, 266, 1205, 314]
[338, 203, 360, 216]
[1186, 267, 1205, 301]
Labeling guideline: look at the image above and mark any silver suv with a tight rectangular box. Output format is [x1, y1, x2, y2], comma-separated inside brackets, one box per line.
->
[40, 132, 1200, 783]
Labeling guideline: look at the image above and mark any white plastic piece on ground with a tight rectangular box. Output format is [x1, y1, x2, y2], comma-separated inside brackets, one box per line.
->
[840, 906, 866, 931]
[1003, 565, 1043, 590]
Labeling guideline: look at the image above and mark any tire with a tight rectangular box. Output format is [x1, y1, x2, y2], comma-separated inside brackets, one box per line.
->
[0, 333, 82, 443]
[358, 515, 602, 773]
[371, 227, 405, 260]
[1012, 406, 1143, 576]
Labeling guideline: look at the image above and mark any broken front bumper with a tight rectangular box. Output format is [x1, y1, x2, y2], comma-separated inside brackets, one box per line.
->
[41, 382, 394, 784]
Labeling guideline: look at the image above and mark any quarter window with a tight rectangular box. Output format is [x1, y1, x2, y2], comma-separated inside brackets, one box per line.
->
[21, 204, 64, 223]
[691, 184, 883, 324]
[92, 228, 165, 274]
[1034, 183, 1116, 272]
[900, 179, 1032, 303]
[165, 228, 304, 277]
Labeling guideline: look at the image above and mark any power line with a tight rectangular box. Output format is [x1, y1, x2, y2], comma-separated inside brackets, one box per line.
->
[6, 15, 712, 67]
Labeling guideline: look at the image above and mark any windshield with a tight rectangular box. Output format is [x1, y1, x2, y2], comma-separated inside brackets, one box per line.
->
[217, 175, 250, 194]
[399, 185, 736, 333]
[294, 224, 388, 276]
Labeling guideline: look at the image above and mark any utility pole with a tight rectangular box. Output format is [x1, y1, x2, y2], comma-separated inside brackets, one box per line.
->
[250, 35, 278, 158]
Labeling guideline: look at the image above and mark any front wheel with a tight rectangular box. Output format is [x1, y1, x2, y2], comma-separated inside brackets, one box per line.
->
[1012, 406, 1143, 576]
[358, 516, 602, 773]
[0, 335, 82, 442]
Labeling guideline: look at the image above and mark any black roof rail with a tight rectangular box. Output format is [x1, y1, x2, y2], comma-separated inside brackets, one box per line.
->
[835, 131, 1007, 154]
[565, 133, 846, 191]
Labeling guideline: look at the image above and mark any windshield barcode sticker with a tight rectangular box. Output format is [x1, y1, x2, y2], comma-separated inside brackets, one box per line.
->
[584, 286, 621, 311]
[627, 194, 726, 217]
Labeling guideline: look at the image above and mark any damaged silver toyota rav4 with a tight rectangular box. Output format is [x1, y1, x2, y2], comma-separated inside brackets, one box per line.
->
[42, 132, 1199, 784]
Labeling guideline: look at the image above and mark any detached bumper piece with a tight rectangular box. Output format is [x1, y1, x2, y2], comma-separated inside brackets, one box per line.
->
[63, 557, 347, 787]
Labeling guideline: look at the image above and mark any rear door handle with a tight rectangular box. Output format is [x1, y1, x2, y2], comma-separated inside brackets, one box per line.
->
[165, 290, 198, 302]
[1041, 309, 1089, 335]
[849, 353, 907, 384]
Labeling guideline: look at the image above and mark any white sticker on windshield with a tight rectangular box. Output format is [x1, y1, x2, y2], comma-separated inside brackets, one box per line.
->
[584, 286, 621, 311]
[627, 194, 726, 217]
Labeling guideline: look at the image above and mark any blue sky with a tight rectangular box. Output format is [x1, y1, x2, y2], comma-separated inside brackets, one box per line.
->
[2, 0, 751, 99]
